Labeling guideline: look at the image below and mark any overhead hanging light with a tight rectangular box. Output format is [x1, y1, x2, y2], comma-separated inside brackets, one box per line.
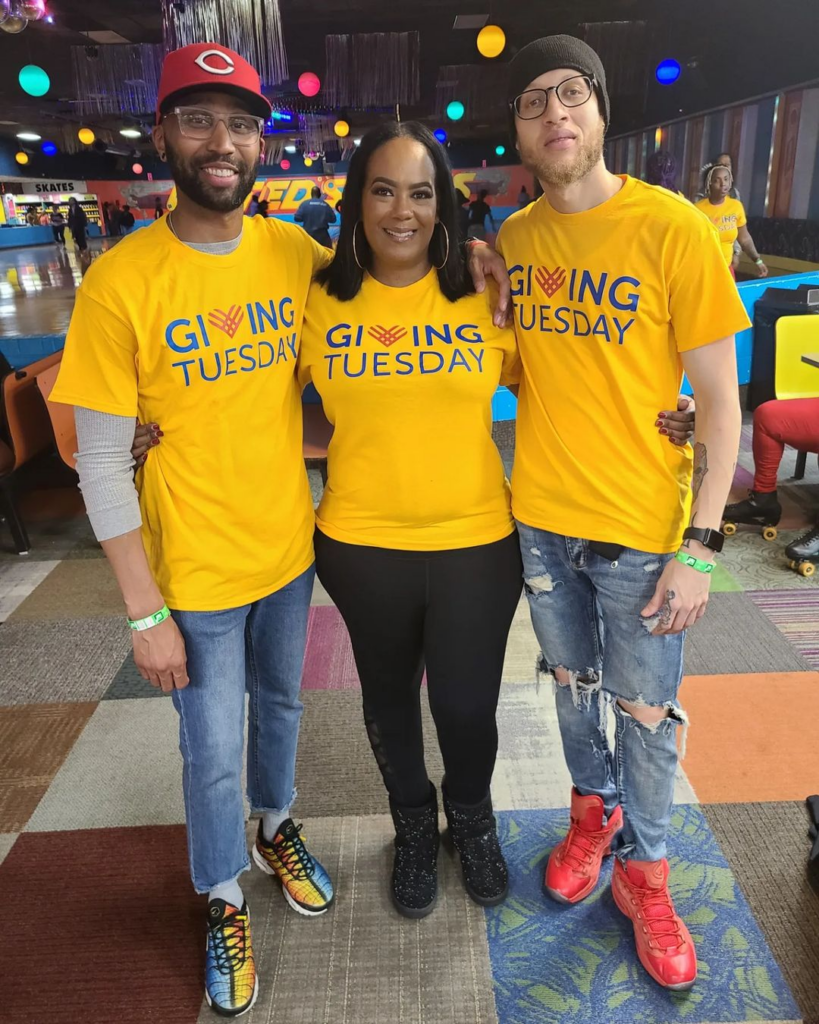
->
[334, 120, 350, 138]
[120, 128, 142, 139]
[78, 127, 95, 145]
[16, 131, 41, 141]
[298, 72, 320, 97]
[446, 101, 465, 122]
[477, 24, 506, 59]
[15, 151, 29, 165]
[132, 162, 143, 174]
[18, 64, 50, 97]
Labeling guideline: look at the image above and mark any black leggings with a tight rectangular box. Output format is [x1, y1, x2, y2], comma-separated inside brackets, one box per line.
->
[314, 528, 523, 807]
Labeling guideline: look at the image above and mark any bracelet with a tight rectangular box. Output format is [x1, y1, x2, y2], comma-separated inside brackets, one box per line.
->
[675, 552, 715, 574]
[754, 257, 764, 265]
[128, 604, 171, 631]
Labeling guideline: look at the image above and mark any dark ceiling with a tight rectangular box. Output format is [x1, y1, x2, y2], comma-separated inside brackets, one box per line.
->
[0, 0, 817, 153]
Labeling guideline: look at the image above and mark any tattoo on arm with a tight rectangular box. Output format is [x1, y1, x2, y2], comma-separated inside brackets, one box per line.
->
[692, 442, 708, 502]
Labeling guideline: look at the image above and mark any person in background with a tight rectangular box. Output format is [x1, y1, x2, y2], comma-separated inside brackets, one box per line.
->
[518, 184, 533, 209]
[457, 188, 471, 240]
[696, 153, 741, 201]
[25, 206, 38, 226]
[111, 200, 123, 237]
[39, 206, 50, 226]
[102, 201, 112, 235]
[245, 192, 260, 217]
[294, 186, 336, 247]
[694, 165, 767, 279]
[722, 398, 819, 565]
[50, 203, 66, 246]
[67, 197, 88, 254]
[119, 204, 136, 232]
[154, 196, 165, 219]
[467, 189, 496, 240]
[256, 199, 269, 218]
[645, 150, 681, 195]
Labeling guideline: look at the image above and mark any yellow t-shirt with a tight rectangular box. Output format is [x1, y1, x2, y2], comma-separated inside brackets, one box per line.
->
[695, 195, 747, 264]
[298, 269, 520, 550]
[52, 215, 331, 611]
[497, 175, 751, 554]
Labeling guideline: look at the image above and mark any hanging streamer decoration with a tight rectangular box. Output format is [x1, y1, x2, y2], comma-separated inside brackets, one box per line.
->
[71, 44, 164, 116]
[324, 32, 419, 108]
[161, 0, 288, 87]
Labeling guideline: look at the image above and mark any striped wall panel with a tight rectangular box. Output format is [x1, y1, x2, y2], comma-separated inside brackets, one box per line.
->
[607, 83, 815, 224]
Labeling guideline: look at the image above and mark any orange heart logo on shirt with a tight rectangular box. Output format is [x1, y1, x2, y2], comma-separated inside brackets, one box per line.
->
[207, 305, 245, 338]
[368, 325, 407, 347]
[535, 265, 566, 299]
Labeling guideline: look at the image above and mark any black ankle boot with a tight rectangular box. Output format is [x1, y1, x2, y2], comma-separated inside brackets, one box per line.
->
[389, 785, 440, 918]
[443, 786, 508, 906]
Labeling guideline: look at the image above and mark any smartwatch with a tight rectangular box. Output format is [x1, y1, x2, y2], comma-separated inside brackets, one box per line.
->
[682, 526, 724, 554]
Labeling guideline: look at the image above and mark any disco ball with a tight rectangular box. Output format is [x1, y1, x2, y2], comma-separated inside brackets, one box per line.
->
[0, 14, 28, 32]
[18, 0, 46, 18]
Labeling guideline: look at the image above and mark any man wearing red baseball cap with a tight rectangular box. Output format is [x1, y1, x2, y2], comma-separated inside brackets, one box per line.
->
[52, 43, 336, 1017]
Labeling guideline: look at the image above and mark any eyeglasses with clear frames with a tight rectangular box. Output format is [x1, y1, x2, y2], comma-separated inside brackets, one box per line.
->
[167, 106, 264, 144]
[511, 75, 596, 120]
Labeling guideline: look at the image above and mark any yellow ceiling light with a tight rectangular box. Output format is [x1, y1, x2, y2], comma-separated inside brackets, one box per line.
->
[477, 24, 506, 59]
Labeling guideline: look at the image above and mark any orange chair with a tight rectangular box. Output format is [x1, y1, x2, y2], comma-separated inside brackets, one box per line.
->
[36, 360, 77, 470]
[302, 402, 333, 486]
[0, 351, 64, 554]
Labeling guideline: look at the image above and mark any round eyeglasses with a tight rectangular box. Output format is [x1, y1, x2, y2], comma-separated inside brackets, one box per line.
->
[512, 75, 595, 120]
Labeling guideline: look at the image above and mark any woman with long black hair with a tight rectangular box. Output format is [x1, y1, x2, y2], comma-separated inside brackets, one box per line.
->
[302, 121, 523, 917]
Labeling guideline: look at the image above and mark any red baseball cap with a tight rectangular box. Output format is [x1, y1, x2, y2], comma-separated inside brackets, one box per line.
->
[156, 42, 272, 124]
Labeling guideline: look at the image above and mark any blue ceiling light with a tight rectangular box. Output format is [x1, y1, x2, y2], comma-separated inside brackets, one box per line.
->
[655, 59, 681, 85]
[41, 140, 57, 156]
[434, 128, 447, 143]
[495, 145, 506, 156]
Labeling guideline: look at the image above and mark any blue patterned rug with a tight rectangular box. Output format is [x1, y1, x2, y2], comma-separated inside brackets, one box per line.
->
[487, 806, 800, 1024]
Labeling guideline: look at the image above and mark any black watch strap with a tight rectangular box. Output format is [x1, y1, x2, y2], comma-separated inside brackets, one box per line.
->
[682, 527, 724, 554]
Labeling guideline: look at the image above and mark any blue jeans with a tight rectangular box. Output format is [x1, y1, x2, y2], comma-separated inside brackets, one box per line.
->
[171, 565, 315, 893]
[517, 524, 686, 863]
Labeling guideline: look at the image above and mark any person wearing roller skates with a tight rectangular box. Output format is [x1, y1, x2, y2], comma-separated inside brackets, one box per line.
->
[723, 397, 819, 573]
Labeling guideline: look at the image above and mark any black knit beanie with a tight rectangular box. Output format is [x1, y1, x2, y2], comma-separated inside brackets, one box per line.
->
[507, 35, 609, 126]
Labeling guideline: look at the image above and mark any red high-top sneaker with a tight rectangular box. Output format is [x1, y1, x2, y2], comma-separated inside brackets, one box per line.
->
[612, 857, 697, 990]
[543, 788, 623, 904]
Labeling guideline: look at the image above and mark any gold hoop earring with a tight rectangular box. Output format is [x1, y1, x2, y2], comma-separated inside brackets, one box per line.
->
[432, 222, 449, 270]
[353, 221, 365, 270]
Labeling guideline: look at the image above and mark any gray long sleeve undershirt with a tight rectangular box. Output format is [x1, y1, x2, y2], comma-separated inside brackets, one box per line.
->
[74, 230, 242, 542]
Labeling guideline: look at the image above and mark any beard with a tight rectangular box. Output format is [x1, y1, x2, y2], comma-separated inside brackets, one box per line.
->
[165, 142, 260, 213]
[519, 118, 605, 188]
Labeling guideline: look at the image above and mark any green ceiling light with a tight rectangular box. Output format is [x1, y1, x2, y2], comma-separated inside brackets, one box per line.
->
[18, 64, 50, 97]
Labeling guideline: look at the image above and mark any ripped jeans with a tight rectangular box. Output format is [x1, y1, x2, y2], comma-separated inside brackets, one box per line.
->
[517, 523, 686, 863]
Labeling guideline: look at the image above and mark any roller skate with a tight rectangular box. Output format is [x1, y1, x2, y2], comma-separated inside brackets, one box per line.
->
[722, 490, 781, 541]
[786, 524, 819, 578]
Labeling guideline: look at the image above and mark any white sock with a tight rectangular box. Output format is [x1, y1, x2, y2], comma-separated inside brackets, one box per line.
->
[262, 808, 290, 843]
[209, 879, 244, 910]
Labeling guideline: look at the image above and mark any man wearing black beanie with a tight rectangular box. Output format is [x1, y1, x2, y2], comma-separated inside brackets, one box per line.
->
[496, 35, 750, 991]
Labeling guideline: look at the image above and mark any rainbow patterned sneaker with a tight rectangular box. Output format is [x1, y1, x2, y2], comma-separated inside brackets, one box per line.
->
[205, 899, 258, 1018]
[252, 818, 335, 916]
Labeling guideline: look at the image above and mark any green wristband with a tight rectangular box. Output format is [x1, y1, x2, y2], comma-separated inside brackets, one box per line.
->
[675, 552, 715, 574]
[128, 604, 171, 631]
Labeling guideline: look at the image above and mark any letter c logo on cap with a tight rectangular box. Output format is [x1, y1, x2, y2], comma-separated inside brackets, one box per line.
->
[194, 49, 235, 76]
